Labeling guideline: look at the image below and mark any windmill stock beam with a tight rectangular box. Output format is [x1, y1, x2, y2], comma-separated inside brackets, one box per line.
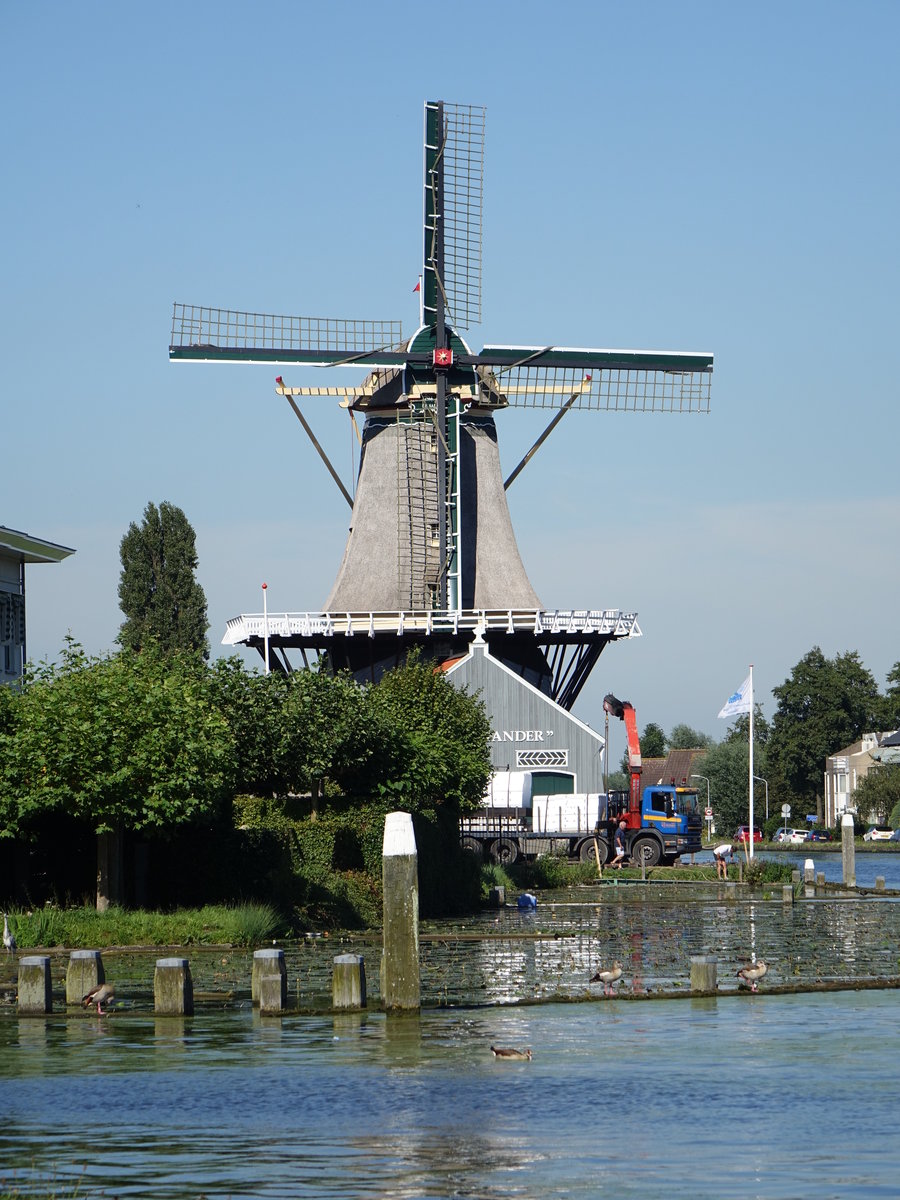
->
[169, 343, 712, 375]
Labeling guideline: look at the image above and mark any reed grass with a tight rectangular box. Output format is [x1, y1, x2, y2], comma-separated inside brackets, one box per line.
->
[4, 902, 283, 949]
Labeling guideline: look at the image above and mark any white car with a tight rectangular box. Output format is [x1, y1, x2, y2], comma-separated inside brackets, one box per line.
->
[863, 826, 894, 842]
[785, 828, 810, 845]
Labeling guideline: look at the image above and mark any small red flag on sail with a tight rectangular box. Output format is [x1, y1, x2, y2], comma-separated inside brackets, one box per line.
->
[413, 280, 421, 292]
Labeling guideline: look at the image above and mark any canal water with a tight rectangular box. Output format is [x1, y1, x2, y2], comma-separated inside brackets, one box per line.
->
[2, 991, 900, 1198]
[3, 880, 900, 1198]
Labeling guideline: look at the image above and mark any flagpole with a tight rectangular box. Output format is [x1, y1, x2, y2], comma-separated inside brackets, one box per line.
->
[748, 664, 754, 860]
[262, 582, 270, 676]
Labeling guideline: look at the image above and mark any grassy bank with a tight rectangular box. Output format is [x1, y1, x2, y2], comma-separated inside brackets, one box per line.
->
[2, 902, 283, 950]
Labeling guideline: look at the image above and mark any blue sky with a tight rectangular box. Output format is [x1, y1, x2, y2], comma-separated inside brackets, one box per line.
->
[3, 1, 898, 749]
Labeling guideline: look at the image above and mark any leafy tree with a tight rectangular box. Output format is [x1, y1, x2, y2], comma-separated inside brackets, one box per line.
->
[118, 501, 209, 658]
[692, 739, 767, 836]
[669, 723, 713, 750]
[277, 668, 373, 807]
[853, 765, 900, 826]
[0, 641, 234, 909]
[209, 657, 289, 796]
[640, 722, 667, 757]
[722, 705, 771, 746]
[362, 654, 492, 814]
[767, 648, 880, 810]
[875, 662, 900, 731]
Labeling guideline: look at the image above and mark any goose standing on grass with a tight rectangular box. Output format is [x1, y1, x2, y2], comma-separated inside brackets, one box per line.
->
[2, 913, 15, 956]
[490, 1045, 532, 1061]
[82, 983, 116, 1015]
[736, 960, 768, 992]
[590, 961, 623, 996]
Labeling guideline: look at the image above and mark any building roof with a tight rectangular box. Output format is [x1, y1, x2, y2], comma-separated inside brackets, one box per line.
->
[0, 526, 75, 565]
[642, 749, 705, 788]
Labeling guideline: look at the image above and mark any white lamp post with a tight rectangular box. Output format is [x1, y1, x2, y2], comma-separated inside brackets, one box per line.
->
[753, 775, 768, 821]
[691, 774, 711, 840]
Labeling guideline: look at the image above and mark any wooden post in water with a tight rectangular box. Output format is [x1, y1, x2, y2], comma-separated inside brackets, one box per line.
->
[258, 974, 286, 1014]
[333, 954, 367, 1010]
[154, 957, 193, 1015]
[66, 950, 104, 1005]
[382, 811, 420, 1011]
[690, 954, 718, 992]
[875, 876, 885, 892]
[18, 956, 52, 1014]
[816, 871, 826, 887]
[488, 885, 505, 908]
[841, 812, 856, 888]
[782, 884, 794, 905]
[252, 948, 287, 1006]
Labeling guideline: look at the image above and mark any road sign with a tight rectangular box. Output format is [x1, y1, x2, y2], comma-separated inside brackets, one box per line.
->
[705, 808, 713, 818]
[781, 803, 791, 817]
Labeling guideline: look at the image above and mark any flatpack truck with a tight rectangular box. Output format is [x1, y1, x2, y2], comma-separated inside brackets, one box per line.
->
[460, 693, 702, 866]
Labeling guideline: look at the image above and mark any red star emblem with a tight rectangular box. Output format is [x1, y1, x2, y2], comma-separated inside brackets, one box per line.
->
[433, 348, 453, 367]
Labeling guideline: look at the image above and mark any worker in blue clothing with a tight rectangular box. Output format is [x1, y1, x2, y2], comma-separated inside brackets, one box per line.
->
[611, 819, 628, 868]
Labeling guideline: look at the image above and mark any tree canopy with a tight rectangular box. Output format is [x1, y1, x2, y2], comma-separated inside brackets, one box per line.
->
[767, 648, 880, 808]
[0, 641, 234, 907]
[118, 500, 209, 658]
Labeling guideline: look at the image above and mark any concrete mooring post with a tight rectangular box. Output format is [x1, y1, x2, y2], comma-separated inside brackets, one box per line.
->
[690, 954, 718, 993]
[841, 812, 856, 888]
[804, 858, 815, 884]
[782, 884, 794, 905]
[252, 948, 287, 1007]
[18, 956, 53, 1014]
[333, 954, 367, 1010]
[382, 811, 420, 1011]
[154, 957, 194, 1015]
[66, 949, 104, 1005]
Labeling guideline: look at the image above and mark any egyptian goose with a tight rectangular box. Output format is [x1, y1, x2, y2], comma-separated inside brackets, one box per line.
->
[82, 983, 116, 1015]
[490, 1045, 532, 1060]
[736, 960, 768, 992]
[590, 961, 623, 995]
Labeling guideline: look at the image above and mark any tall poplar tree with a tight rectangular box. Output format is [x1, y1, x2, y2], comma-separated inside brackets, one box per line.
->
[118, 501, 209, 658]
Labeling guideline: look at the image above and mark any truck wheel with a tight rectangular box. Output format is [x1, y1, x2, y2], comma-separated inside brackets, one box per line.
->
[631, 836, 662, 867]
[460, 837, 483, 859]
[490, 838, 519, 866]
[578, 837, 608, 864]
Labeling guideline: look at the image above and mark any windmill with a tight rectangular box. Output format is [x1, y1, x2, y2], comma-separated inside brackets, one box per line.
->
[170, 101, 712, 709]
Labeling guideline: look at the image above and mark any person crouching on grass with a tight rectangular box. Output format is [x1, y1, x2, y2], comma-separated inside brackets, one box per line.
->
[713, 842, 734, 880]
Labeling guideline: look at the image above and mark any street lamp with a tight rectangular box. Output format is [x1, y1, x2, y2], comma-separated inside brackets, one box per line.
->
[691, 775, 711, 840]
[753, 775, 768, 821]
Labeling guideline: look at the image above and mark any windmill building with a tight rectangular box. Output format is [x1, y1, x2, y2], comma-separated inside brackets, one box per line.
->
[171, 101, 712, 795]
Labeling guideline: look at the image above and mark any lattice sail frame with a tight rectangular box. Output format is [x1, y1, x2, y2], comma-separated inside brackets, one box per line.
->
[170, 304, 403, 360]
[436, 103, 485, 331]
[484, 361, 711, 412]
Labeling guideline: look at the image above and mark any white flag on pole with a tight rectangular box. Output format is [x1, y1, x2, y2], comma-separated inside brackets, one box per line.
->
[718, 675, 753, 719]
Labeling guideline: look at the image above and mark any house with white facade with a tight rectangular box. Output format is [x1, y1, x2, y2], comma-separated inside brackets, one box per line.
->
[824, 730, 899, 826]
[0, 525, 75, 685]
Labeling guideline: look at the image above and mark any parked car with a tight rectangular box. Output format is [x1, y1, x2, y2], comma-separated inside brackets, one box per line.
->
[771, 829, 788, 843]
[808, 830, 833, 842]
[785, 828, 811, 845]
[735, 826, 763, 844]
[863, 826, 894, 841]
[890, 830, 900, 842]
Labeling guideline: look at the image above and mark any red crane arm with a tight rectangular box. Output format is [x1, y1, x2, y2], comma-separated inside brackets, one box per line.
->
[603, 693, 643, 817]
